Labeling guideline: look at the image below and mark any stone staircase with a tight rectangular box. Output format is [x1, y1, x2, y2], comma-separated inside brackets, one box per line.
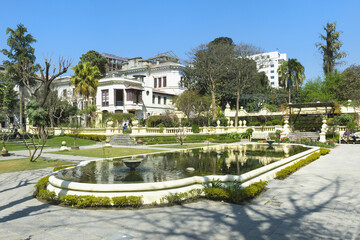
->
[110, 134, 136, 146]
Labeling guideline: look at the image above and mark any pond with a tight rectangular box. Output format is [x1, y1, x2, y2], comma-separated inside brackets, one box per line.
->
[54, 144, 309, 184]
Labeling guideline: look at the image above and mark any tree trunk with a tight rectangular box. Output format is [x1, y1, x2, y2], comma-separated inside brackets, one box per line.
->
[235, 84, 240, 127]
[211, 90, 216, 120]
[19, 87, 23, 130]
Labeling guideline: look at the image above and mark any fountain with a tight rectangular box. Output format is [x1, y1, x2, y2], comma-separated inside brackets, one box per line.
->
[48, 144, 317, 204]
[122, 156, 143, 171]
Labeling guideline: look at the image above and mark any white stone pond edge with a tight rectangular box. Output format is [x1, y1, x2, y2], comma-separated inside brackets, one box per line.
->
[48, 144, 320, 204]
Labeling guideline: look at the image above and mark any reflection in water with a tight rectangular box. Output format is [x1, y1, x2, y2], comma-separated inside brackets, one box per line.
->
[55, 144, 309, 184]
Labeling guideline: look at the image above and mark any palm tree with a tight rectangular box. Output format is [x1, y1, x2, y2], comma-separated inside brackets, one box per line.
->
[70, 62, 100, 126]
[278, 59, 305, 103]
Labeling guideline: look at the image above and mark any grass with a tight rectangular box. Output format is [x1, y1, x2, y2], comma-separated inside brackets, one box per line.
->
[156, 144, 216, 149]
[0, 158, 74, 174]
[51, 147, 165, 158]
[3, 136, 97, 151]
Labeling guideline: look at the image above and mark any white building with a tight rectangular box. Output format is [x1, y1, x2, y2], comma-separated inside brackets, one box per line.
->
[250, 51, 287, 88]
[97, 52, 185, 119]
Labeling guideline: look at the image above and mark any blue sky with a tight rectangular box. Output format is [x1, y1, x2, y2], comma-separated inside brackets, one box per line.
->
[1, 0, 359, 82]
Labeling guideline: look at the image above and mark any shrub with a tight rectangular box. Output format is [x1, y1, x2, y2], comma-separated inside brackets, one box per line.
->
[123, 129, 132, 134]
[320, 148, 331, 155]
[53, 165, 75, 172]
[203, 188, 229, 200]
[112, 196, 143, 208]
[265, 121, 272, 126]
[158, 123, 165, 133]
[60, 195, 79, 206]
[226, 132, 240, 140]
[160, 192, 188, 205]
[276, 152, 322, 180]
[34, 176, 49, 196]
[192, 124, 200, 133]
[66, 134, 106, 142]
[272, 119, 281, 125]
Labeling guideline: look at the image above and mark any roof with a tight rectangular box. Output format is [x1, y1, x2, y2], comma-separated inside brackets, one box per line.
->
[102, 53, 128, 61]
[152, 90, 175, 96]
[126, 86, 144, 91]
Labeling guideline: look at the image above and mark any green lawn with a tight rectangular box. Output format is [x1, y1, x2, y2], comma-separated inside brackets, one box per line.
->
[52, 147, 165, 158]
[156, 143, 216, 149]
[3, 136, 97, 151]
[0, 158, 74, 174]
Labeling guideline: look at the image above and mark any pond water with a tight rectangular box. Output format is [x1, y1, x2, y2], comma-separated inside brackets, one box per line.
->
[54, 144, 309, 184]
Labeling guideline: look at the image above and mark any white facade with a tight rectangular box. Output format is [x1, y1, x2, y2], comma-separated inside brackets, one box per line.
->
[97, 52, 185, 118]
[250, 51, 287, 88]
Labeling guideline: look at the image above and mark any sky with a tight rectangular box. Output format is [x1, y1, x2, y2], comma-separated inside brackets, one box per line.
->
[0, 0, 360, 82]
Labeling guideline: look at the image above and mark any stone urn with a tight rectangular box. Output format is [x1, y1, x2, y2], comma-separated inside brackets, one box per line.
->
[1, 147, 9, 156]
[132, 120, 139, 127]
[216, 119, 221, 127]
[60, 141, 68, 151]
[123, 157, 143, 171]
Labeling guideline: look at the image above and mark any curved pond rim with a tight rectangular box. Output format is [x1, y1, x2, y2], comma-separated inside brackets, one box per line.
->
[49, 143, 318, 192]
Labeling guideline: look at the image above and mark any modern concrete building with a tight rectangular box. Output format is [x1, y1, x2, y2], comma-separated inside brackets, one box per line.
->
[250, 51, 287, 88]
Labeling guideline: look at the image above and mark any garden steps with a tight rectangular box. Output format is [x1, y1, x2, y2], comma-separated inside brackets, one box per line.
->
[110, 134, 136, 146]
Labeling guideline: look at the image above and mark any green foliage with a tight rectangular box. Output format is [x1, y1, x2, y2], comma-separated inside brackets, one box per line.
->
[158, 123, 165, 133]
[112, 196, 143, 208]
[34, 175, 49, 196]
[203, 188, 229, 200]
[276, 152, 322, 180]
[278, 58, 305, 103]
[60, 195, 143, 208]
[159, 189, 203, 206]
[80, 50, 108, 76]
[203, 180, 267, 204]
[203, 178, 223, 188]
[53, 165, 74, 172]
[226, 132, 240, 140]
[65, 134, 106, 142]
[26, 100, 48, 126]
[0, 77, 18, 119]
[123, 129, 132, 134]
[316, 22, 346, 75]
[136, 134, 241, 145]
[320, 148, 331, 155]
[192, 124, 200, 133]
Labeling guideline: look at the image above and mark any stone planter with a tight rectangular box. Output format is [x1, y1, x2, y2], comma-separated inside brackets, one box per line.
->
[1, 150, 9, 156]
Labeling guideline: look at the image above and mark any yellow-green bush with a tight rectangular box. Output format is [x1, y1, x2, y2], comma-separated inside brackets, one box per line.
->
[320, 148, 331, 155]
[204, 188, 230, 200]
[66, 134, 106, 142]
[53, 165, 75, 172]
[112, 196, 143, 208]
[276, 151, 322, 180]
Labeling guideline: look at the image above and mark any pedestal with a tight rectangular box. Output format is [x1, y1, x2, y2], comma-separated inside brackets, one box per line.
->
[319, 132, 326, 143]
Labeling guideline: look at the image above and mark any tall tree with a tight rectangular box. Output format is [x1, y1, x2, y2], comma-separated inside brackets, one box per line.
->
[0, 24, 38, 128]
[316, 22, 347, 75]
[0, 73, 18, 124]
[231, 43, 263, 127]
[70, 61, 100, 126]
[182, 42, 234, 120]
[338, 65, 360, 101]
[80, 50, 107, 76]
[278, 58, 305, 104]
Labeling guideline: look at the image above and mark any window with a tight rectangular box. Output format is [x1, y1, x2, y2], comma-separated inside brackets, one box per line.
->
[63, 89, 67, 97]
[271, 76, 274, 79]
[154, 78, 157, 88]
[270, 64, 274, 68]
[146, 91, 149, 96]
[163, 77, 167, 87]
[164, 97, 167, 105]
[101, 90, 109, 106]
[158, 96, 161, 104]
[152, 95, 155, 104]
[270, 70, 274, 73]
[271, 82, 275, 85]
[158, 78, 162, 88]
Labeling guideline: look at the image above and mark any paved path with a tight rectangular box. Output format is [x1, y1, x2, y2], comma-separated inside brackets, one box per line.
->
[0, 145, 359, 239]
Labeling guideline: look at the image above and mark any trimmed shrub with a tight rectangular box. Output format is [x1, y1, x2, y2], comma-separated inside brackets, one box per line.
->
[53, 165, 75, 172]
[192, 124, 200, 133]
[66, 134, 106, 142]
[276, 152, 322, 180]
[320, 148, 331, 155]
[203, 188, 229, 200]
[112, 196, 143, 208]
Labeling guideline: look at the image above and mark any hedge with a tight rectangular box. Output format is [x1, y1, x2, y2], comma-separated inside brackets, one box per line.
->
[275, 149, 330, 180]
[203, 180, 268, 204]
[136, 134, 241, 145]
[65, 134, 106, 142]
